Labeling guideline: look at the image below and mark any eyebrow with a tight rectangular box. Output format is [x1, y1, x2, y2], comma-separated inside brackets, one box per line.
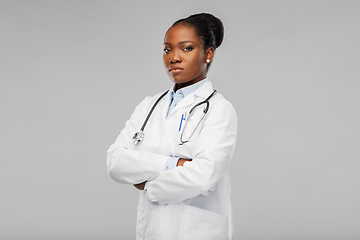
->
[164, 41, 195, 45]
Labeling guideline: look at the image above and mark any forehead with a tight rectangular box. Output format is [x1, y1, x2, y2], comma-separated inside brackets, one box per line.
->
[164, 24, 201, 45]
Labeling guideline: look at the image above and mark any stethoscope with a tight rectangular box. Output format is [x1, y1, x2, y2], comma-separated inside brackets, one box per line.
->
[132, 89, 217, 145]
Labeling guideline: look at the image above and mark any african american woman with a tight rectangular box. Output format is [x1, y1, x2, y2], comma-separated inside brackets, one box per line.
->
[107, 13, 237, 240]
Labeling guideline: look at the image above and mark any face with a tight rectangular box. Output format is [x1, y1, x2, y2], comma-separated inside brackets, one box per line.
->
[163, 24, 213, 90]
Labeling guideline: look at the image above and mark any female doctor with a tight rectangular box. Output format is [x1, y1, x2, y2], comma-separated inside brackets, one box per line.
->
[107, 13, 237, 240]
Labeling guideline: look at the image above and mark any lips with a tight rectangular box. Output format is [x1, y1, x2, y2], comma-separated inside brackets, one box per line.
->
[169, 66, 184, 73]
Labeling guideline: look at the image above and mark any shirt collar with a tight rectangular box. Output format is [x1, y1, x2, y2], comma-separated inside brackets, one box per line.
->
[170, 78, 208, 100]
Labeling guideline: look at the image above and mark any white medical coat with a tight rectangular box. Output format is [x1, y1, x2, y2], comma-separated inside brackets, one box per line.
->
[107, 81, 237, 240]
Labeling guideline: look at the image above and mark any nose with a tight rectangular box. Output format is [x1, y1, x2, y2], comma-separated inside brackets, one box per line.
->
[169, 50, 181, 63]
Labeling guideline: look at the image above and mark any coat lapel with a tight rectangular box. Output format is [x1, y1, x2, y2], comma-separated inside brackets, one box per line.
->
[160, 89, 172, 120]
[193, 81, 214, 99]
[166, 81, 214, 118]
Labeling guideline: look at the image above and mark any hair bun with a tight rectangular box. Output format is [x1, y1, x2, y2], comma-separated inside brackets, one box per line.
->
[172, 13, 224, 50]
[192, 13, 224, 48]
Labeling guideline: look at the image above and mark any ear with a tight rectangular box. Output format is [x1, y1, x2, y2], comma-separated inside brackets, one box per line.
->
[205, 47, 215, 63]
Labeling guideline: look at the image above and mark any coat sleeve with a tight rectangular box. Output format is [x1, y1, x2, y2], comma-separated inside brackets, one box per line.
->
[145, 99, 238, 204]
[106, 97, 169, 185]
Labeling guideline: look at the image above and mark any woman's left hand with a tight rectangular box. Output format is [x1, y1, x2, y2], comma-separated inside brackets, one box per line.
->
[134, 181, 146, 190]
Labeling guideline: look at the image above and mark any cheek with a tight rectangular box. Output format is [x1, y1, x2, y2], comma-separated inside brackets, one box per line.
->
[189, 55, 205, 72]
[163, 54, 168, 64]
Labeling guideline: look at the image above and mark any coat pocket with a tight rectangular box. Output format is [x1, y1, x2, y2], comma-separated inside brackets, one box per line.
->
[182, 205, 228, 240]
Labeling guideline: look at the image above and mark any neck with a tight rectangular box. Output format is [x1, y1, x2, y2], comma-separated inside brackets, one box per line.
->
[174, 76, 207, 92]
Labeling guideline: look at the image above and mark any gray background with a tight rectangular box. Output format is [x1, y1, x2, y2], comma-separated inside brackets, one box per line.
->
[1, 0, 359, 239]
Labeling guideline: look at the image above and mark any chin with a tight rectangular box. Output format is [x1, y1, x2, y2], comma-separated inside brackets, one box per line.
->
[168, 75, 182, 84]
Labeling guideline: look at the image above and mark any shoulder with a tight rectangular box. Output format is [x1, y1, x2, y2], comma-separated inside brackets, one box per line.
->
[211, 92, 237, 115]
[144, 90, 169, 104]
[135, 90, 169, 111]
[201, 91, 238, 131]
[197, 81, 237, 117]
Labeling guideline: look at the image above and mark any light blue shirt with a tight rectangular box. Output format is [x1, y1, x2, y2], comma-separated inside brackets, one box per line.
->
[145, 78, 208, 197]
[164, 78, 208, 171]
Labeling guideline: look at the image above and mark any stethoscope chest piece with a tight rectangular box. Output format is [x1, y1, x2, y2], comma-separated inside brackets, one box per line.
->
[133, 130, 144, 145]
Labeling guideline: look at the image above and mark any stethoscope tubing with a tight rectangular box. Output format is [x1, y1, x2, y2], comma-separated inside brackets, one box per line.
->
[139, 90, 169, 132]
[179, 90, 217, 145]
[133, 89, 216, 145]
[188, 90, 217, 115]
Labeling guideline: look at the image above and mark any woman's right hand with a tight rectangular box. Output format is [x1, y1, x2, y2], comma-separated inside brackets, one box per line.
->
[177, 158, 192, 167]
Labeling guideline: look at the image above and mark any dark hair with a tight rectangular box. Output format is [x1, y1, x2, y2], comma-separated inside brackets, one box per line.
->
[171, 13, 224, 51]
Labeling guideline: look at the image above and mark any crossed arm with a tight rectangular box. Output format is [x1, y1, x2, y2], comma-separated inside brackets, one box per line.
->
[108, 97, 237, 204]
[133, 158, 192, 190]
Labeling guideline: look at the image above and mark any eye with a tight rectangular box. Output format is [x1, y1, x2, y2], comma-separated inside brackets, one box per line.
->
[183, 46, 193, 52]
[163, 48, 171, 54]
